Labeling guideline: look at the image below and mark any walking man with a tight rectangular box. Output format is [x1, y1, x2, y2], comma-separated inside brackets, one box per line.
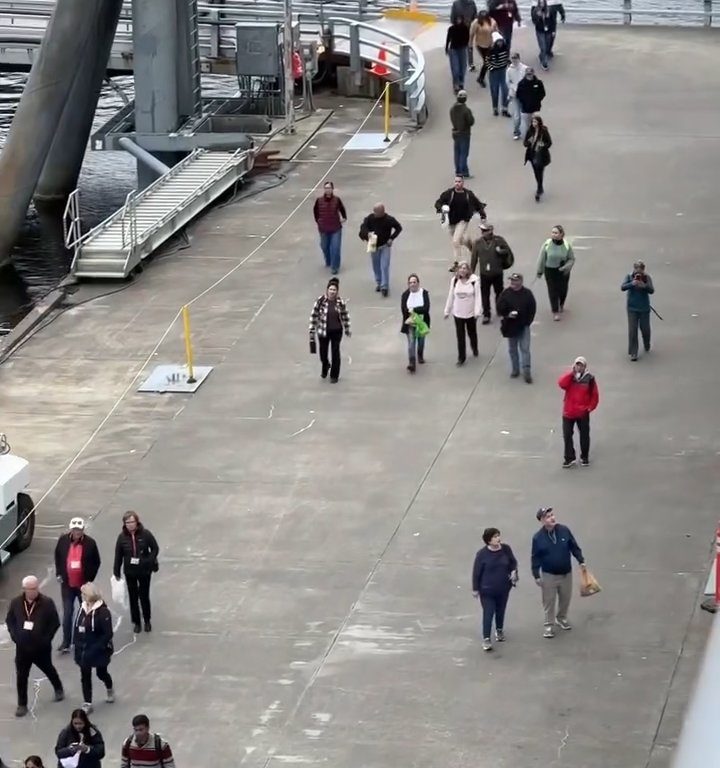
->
[450, 0, 477, 69]
[558, 356, 599, 467]
[121, 714, 176, 768]
[497, 272, 536, 382]
[435, 176, 486, 272]
[54, 516, 101, 653]
[516, 67, 546, 138]
[450, 90, 474, 178]
[469, 222, 514, 324]
[621, 260, 654, 361]
[313, 181, 347, 275]
[531, 507, 587, 638]
[5, 575, 64, 717]
[532, 0, 565, 68]
[359, 203, 402, 297]
[506, 52, 528, 139]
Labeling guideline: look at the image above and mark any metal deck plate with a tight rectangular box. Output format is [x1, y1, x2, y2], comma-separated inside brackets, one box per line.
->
[137, 364, 213, 394]
[343, 132, 399, 151]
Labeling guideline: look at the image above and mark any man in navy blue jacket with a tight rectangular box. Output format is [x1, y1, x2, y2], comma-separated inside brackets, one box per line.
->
[531, 507, 587, 637]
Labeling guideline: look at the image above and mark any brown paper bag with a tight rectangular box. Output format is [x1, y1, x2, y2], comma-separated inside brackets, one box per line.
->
[579, 568, 601, 597]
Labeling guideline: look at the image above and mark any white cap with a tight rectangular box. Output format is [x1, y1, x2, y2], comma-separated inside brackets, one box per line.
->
[574, 356, 587, 366]
[69, 517, 85, 531]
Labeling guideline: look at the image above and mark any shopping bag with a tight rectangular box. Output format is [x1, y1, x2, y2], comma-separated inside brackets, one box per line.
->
[60, 753, 80, 768]
[411, 311, 430, 338]
[110, 575, 128, 609]
[579, 568, 601, 597]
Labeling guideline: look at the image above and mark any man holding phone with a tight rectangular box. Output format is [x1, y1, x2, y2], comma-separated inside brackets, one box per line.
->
[558, 356, 599, 467]
[621, 260, 655, 361]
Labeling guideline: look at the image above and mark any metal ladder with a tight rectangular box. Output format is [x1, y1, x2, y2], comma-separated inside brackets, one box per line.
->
[65, 148, 254, 280]
[187, 0, 203, 115]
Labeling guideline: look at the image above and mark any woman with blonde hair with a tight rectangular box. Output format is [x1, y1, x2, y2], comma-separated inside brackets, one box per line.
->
[444, 261, 482, 365]
[113, 512, 159, 634]
[74, 582, 114, 713]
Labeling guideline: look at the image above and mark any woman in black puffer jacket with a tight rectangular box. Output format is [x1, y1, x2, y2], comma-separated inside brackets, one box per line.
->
[112, 511, 159, 634]
[55, 709, 105, 768]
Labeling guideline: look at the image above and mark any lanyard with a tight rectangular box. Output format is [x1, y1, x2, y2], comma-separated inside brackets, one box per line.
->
[130, 533, 137, 557]
[24, 600, 37, 619]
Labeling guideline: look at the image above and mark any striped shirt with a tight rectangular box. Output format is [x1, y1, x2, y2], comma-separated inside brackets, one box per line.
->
[121, 733, 176, 768]
[488, 46, 509, 70]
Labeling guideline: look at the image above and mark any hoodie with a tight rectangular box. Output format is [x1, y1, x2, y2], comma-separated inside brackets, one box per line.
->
[450, 101, 475, 135]
[506, 61, 528, 97]
[516, 75, 546, 114]
[558, 369, 599, 419]
[74, 600, 114, 669]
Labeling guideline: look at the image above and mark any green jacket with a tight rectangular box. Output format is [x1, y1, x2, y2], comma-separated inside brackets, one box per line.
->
[470, 235, 514, 277]
[537, 238, 575, 275]
[450, 102, 474, 136]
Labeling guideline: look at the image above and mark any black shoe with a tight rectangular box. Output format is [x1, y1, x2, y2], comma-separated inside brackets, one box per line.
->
[448, 262, 458, 273]
[478, 78, 486, 88]
[331, 268, 338, 275]
[57, 643, 70, 654]
[535, 192, 541, 202]
[54, 689, 65, 702]
[510, 371, 520, 378]
[15, 705, 28, 717]
[321, 363, 329, 379]
[381, 288, 388, 297]
[630, 354, 638, 361]
[501, 110, 511, 118]
[580, 458, 590, 467]
[133, 623, 141, 634]
[472, 349, 479, 358]
[644, 344, 651, 352]
[418, 353, 425, 364]
[562, 459, 576, 468]
[456, 359, 465, 367]
[144, 621, 152, 633]
[481, 317, 490, 325]
[407, 362, 416, 373]
[330, 377, 339, 383]
[493, 109, 499, 117]
[524, 372, 533, 384]
[375, 284, 381, 292]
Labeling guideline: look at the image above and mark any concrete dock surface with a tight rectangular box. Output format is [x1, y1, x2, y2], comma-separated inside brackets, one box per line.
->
[1, 24, 720, 768]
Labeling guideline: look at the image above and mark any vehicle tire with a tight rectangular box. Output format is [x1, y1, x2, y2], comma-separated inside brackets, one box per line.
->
[7, 492, 35, 553]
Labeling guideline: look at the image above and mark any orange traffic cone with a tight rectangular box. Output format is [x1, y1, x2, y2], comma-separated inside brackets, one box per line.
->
[370, 43, 390, 77]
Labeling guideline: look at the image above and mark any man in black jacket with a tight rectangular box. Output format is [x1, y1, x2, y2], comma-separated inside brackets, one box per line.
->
[516, 68, 546, 137]
[496, 272, 537, 383]
[359, 203, 402, 297]
[5, 575, 64, 717]
[434, 176, 487, 272]
[54, 516, 101, 653]
[468, 222, 514, 324]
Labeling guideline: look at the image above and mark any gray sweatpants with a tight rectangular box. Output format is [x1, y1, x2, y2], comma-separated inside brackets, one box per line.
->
[541, 572, 572, 625]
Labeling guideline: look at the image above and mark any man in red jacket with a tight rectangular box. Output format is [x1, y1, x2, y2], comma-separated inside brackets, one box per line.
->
[558, 356, 599, 468]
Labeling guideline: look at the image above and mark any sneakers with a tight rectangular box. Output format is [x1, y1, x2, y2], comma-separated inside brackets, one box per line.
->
[510, 371, 520, 379]
[82, 702, 93, 714]
[556, 618, 572, 631]
[321, 363, 329, 379]
[481, 317, 490, 325]
[562, 459, 576, 469]
[523, 372, 533, 384]
[469, 64, 476, 71]
[375, 284, 381, 292]
[144, 621, 152, 632]
[501, 110, 511, 118]
[580, 458, 589, 467]
[381, 288, 388, 298]
[407, 361, 416, 373]
[543, 625, 555, 638]
[330, 377, 339, 384]
[630, 354, 638, 361]
[57, 644, 70, 654]
[15, 705, 28, 717]
[133, 623, 141, 634]
[493, 108, 499, 117]
[418, 353, 425, 365]
[535, 192, 541, 202]
[553, 313, 560, 321]
[512, 133, 520, 140]
[106, 688, 115, 703]
[495, 629, 505, 642]
[482, 638, 493, 652]
[54, 689, 65, 702]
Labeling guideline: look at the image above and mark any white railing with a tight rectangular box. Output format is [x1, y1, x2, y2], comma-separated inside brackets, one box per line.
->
[62, 188, 82, 272]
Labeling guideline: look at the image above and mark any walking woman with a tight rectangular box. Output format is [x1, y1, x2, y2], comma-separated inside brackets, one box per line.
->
[524, 114, 552, 201]
[74, 583, 114, 713]
[486, 30, 510, 117]
[537, 224, 575, 320]
[309, 278, 352, 383]
[469, 11, 496, 88]
[445, 15, 470, 92]
[55, 709, 105, 768]
[472, 527, 518, 651]
[444, 261, 481, 366]
[400, 273, 431, 373]
[113, 512, 159, 634]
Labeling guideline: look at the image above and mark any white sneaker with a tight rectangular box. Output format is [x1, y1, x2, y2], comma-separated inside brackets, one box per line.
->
[82, 702, 93, 714]
[556, 618, 572, 631]
[106, 688, 115, 703]
[543, 625, 555, 638]
[482, 638, 493, 651]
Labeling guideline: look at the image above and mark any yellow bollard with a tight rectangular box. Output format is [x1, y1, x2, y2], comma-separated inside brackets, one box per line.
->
[383, 82, 391, 142]
[182, 305, 196, 383]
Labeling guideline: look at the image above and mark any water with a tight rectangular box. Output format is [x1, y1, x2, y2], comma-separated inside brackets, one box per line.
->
[0, 0, 714, 326]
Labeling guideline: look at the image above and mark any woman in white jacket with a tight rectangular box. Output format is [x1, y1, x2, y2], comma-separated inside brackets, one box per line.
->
[444, 261, 482, 365]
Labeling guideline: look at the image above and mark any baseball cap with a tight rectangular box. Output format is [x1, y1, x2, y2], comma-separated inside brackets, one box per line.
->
[509, 272, 523, 281]
[479, 221, 493, 230]
[574, 356, 587, 366]
[457, 89, 468, 100]
[536, 507, 553, 521]
[69, 517, 85, 530]
[510, 52, 520, 60]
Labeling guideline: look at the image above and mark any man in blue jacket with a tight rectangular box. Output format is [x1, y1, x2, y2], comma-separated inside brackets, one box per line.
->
[531, 507, 587, 638]
[621, 260, 655, 361]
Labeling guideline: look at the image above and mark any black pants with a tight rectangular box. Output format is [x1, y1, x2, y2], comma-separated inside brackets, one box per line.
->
[15, 647, 63, 706]
[318, 328, 343, 380]
[480, 273, 503, 318]
[80, 665, 113, 703]
[627, 310, 651, 356]
[563, 414, 590, 462]
[60, 584, 82, 647]
[480, 589, 511, 639]
[126, 573, 152, 625]
[531, 160, 545, 193]
[476, 45, 490, 83]
[544, 267, 569, 313]
[454, 316, 478, 362]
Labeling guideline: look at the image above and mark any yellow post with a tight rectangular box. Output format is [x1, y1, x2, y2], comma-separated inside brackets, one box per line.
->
[182, 305, 196, 383]
[383, 82, 391, 142]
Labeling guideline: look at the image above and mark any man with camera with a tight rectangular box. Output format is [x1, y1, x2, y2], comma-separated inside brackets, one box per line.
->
[621, 260, 655, 361]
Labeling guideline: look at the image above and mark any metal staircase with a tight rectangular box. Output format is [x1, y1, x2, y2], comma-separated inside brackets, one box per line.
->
[64, 148, 254, 279]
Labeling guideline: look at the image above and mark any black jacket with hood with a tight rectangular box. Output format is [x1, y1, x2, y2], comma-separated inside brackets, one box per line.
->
[56, 723, 106, 768]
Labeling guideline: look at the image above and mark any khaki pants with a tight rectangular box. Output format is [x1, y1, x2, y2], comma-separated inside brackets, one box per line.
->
[541, 572, 572, 626]
[448, 220, 469, 264]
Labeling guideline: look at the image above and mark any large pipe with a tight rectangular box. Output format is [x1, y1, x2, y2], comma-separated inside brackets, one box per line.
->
[118, 138, 171, 178]
[0, 0, 103, 262]
[34, 0, 124, 203]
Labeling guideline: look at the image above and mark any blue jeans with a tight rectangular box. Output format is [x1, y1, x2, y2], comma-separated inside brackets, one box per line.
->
[371, 245, 392, 290]
[509, 96, 521, 136]
[536, 30, 553, 67]
[508, 325, 531, 374]
[488, 68, 508, 111]
[319, 230, 342, 272]
[406, 328, 426, 362]
[448, 47, 467, 89]
[480, 589, 511, 639]
[453, 133, 470, 176]
[61, 584, 82, 647]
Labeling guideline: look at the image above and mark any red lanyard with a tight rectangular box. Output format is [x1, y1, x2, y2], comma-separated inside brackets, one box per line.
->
[131, 533, 137, 557]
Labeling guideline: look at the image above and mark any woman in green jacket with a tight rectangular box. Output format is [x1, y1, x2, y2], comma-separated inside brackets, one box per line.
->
[536, 224, 575, 320]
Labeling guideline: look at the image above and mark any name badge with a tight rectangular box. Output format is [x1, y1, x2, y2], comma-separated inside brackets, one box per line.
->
[70, 560, 81, 570]
[23, 621, 34, 630]
[78, 626, 86, 633]
[130, 557, 140, 565]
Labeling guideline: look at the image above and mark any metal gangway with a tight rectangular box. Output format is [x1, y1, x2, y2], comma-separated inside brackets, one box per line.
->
[64, 148, 254, 279]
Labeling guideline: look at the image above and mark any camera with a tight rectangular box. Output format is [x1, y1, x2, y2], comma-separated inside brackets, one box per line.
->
[633, 272, 646, 282]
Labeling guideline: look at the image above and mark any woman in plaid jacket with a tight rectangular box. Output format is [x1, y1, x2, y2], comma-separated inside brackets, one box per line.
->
[309, 278, 352, 383]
